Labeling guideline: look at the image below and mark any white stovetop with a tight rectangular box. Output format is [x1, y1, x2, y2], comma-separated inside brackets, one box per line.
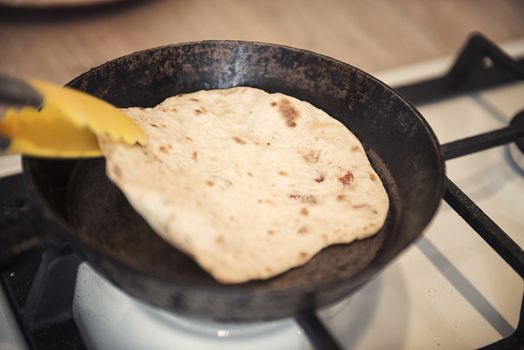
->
[1, 38, 523, 350]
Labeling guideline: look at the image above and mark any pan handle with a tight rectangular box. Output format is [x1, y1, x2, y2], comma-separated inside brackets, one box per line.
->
[0, 192, 50, 267]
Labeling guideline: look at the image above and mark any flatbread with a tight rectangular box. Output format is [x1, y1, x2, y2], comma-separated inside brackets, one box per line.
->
[99, 87, 389, 284]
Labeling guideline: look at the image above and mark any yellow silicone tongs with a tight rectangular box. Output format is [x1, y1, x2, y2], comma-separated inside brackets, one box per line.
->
[0, 74, 147, 158]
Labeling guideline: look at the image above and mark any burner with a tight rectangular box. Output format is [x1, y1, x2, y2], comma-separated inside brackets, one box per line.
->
[509, 112, 524, 173]
[72, 263, 352, 350]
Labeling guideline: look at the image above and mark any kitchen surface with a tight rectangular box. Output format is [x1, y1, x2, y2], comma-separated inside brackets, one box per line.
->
[1, 1, 524, 350]
[1, 0, 524, 81]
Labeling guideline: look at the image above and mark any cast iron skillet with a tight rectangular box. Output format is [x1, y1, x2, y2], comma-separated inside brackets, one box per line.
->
[7, 41, 444, 321]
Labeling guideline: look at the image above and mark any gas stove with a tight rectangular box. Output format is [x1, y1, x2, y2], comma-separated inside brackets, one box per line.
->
[1, 33, 523, 350]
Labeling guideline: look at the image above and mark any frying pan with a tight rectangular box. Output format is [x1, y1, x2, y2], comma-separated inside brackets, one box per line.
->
[2, 41, 444, 321]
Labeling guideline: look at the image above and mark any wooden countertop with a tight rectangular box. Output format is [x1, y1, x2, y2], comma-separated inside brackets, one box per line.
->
[1, 0, 524, 83]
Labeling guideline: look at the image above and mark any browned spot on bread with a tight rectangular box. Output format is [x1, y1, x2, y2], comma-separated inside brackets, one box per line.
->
[372, 209, 378, 214]
[278, 171, 288, 176]
[265, 267, 273, 273]
[185, 136, 193, 141]
[206, 180, 214, 186]
[159, 145, 172, 153]
[300, 207, 309, 216]
[298, 226, 308, 234]
[270, 101, 277, 107]
[303, 150, 321, 163]
[338, 171, 354, 186]
[257, 199, 275, 205]
[190, 98, 200, 102]
[289, 194, 317, 204]
[247, 171, 253, 177]
[233, 136, 246, 144]
[229, 216, 235, 221]
[153, 154, 162, 162]
[352, 145, 359, 152]
[315, 175, 325, 183]
[267, 142, 271, 146]
[267, 229, 275, 235]
[194, 107, 207, 115]
[278, 98, 300, 127]
[191, 151, 198, 161]
[353, 204, 366, 209]
[299, 252, 308, 259]
[336, 194, 346, 201]
[112, 165, 122, 178]
[370, 173, 377, 181]
[150, 123, 159, 128]
[215, 235, 224, 244]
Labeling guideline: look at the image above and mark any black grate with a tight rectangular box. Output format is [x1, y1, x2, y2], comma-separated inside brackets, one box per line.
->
[0, 175, 85, 350]
[394, 32, 524, 105]
[1, 33, 523, 350]
[443, 177, 524, 278]
[297, 32, 524, 350]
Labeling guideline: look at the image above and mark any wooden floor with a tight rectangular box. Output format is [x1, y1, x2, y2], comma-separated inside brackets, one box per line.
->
[1, 0, 524, 83]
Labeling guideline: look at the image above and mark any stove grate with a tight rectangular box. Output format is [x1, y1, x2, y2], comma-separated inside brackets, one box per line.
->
[300, 32, 524, 350]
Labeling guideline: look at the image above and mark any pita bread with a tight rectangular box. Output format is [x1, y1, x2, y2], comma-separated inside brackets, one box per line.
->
[99, 87, 389, 284]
